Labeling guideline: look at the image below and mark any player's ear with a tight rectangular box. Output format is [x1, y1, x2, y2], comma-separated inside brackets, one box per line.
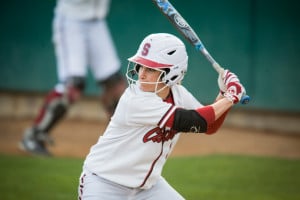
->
[163, 68, 170, 74]
[160, 68, 170, 80]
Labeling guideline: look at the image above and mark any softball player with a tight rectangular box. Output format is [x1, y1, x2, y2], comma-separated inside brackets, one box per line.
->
[78, 33, 245, 199]
[19, 0, 126, 156]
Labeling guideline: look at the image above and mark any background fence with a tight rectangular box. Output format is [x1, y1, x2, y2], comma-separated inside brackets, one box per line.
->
[0, 0, 299, 113]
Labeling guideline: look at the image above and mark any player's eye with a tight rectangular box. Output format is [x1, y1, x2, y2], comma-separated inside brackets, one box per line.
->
[138, 65, 157, 73]
[147, 68, 157, 72]
[134, 64, 141, 72]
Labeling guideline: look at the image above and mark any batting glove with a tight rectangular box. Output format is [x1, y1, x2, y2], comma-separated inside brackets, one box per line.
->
[223, 81, 245, 104]
[218, 69, 240, 94]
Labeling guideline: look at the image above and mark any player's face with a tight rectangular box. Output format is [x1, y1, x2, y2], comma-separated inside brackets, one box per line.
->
[138, 65, 165, 92]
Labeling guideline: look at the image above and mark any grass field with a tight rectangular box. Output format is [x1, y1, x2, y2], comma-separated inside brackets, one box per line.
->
[0, 154, 299, 200]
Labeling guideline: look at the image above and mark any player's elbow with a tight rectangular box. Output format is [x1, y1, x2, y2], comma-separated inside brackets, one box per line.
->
[173, 109, 208, 133]
[205, 129, 218, 135]
[205, 125, 222, 135]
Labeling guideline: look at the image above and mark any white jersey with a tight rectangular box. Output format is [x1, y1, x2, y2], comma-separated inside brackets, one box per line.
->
[83, 84, 203, 189]
[55, 0, 111, 20]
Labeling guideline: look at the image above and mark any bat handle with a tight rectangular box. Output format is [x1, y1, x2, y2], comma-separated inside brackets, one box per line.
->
[212, 63, 250, 105]
[212, 62, 224, 74]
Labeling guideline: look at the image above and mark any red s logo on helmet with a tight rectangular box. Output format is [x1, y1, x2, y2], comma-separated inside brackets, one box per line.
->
[141, 43, 151, 56]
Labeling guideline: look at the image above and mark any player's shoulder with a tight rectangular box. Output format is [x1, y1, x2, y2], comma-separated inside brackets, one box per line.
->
[122, 85, 161, 104]
[171, 84, 191, 95]
[171, 84, 202, 108]
[116, 85, 169, 120]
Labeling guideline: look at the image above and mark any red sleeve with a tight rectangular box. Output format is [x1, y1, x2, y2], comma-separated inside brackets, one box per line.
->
[205, 109, 230, 134]
[196, 106, 215, 125]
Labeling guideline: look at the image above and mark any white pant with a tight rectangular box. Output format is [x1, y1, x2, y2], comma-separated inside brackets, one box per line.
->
[53, 13, 121, 83]
[78, 171, 185, 200]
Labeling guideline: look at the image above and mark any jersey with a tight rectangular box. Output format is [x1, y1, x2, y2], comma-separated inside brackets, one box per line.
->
[52, 0, 120, 92]
[83, 84, 203, 189]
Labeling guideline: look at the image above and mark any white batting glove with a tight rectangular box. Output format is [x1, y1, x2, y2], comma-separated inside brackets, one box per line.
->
[218, 69, 240, 94]
[223, 81, 245, 104]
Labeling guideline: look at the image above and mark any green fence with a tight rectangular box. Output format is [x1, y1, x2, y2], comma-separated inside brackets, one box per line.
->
[0, 0, 299, 112]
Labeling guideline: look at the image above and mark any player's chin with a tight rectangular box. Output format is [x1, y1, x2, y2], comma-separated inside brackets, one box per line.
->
[139, 84, 155, 92]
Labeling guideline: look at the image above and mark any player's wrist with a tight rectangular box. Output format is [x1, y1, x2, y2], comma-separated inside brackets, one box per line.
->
[219, 90, 225, 96]
[223, 92, 236, 104]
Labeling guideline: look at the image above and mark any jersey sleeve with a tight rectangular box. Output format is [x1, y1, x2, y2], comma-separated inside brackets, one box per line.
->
[205, 109, 230, 134]
[171, 85, 203, 109]
[164, 85, 228, 134]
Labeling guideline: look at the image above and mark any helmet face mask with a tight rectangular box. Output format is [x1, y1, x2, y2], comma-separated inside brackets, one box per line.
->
[126, 33, 188, 88]
[126, 62, 168, 93]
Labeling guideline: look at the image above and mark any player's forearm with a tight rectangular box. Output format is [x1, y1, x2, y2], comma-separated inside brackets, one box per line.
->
[211, 97, 233, 120]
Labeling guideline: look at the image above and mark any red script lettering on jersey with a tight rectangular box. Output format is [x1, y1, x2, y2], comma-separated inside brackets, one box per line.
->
[143, 127, 177, 143]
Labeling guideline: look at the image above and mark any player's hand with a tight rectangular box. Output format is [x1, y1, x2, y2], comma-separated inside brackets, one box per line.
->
[223, 81, 245, 104]
[218, 69, 240, 94]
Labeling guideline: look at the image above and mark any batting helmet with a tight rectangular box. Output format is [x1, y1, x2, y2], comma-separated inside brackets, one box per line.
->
[127, 33, 188, 87]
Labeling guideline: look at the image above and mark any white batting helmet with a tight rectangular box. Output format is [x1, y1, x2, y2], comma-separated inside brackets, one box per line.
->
[127, 33, 188, 87]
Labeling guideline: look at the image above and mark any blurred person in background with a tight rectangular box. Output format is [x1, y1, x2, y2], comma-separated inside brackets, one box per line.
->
[19, 0, 126, 156]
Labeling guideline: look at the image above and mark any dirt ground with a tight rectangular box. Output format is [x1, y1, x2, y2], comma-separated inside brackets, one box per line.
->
[0, 118, 300, 159]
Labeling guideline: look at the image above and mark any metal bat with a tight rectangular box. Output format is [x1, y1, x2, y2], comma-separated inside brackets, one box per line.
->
[152, 0, 250, 104]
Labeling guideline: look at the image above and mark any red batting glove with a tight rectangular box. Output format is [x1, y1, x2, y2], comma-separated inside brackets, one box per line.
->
[223, 81, 245, 104]
[218, 69, 240, 94]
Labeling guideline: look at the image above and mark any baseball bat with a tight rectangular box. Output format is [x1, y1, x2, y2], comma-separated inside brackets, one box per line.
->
[152, 0, 250, 104]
